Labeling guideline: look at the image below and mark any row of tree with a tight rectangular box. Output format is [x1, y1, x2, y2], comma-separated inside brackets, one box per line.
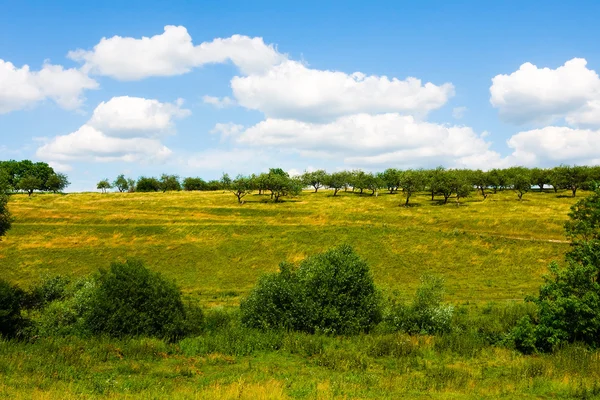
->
[99, 165, 600, 205]
[0, 160, 70, 196]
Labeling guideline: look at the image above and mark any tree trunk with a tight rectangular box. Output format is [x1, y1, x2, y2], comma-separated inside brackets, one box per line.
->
[431, 190, 435, 201]
[404, 194, 410, 206]
[333, 188, 339, 196]
[572, 186, 577, 197]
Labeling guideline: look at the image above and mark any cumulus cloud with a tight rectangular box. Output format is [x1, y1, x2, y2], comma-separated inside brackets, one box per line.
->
[490, 58, 600, 126]
[210, 122, 244, 139]
[202, 95, 235, 108]
[0, 59, 98, 114]
[506, 126, 600, 166]
[68, 25, 286, 80]
[36, 96, 189, 165]
[235, 113, 502, 169]
[231, 60, 454, 121]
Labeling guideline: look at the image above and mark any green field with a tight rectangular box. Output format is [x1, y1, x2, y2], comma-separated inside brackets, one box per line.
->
[2, 189, 599, 399]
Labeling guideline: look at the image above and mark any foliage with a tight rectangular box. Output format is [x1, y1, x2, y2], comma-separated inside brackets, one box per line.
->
[113, 174, 129, 192]
[46, 173, 70, 193]
[386, 275, 454, 335]
[0, 279, 27, 338]
[26, 274, 71, 309]
[229, 175, 252, 203]
[302, 170, 327, 193]
[0, 191, 11, 240]
[96, 179, 112, 193]
[399, 169, 425, 206]
[18, 175, 43, 196]
[136, 176, 161, 192]
[182, 177, 207, 191]
[159, 174, 181, 192]
[324, 171, 347, 196]
[83, 259, 192, 340]
[241, 245, 382, 334]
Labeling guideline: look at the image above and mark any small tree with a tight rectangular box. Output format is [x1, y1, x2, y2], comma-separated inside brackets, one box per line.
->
[136, 177, 161, 192]
[182, 177, 206, 191]
[96, 179, 112, 193]
[0, 179, 11, 239]
[159, 174, 181, 192]
[113, 174, 129, 193]
[399, 170, 425, 206]
[46, 173, 70, 193]
[0, 279, 27, 338]
[220, 173, 232, 190]
[382, 168, 401, 194]
[302, 170, 327, 193]
[126, 178, 136, 192]
[18, 175, 42, 197]
[229, 175, 252, 203]
[511, 173, 531, 201]
[325, 171, 347, 196]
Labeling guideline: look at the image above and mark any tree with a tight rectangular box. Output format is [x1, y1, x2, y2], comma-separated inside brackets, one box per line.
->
[0, 279, 27, 338]
[46, 173, 70, 193]
[427, 167, 445, 200]
[136, 177, 161, 192]
[18, 175, 42, 197]
[381, 168, 401, 194]
[553, 165, 589, 197]
[229, 175, 252, 204]
[506, 167, 531, 200]
[302, 170, 328, 193]
[159, 174, 181, 192]
[113, 174, 129, 193]
[531, 168, 549, 192]
[470, 169, 489, 199]
[399, 170, 425, 206]
[266, 170, 302, 202]
[220, 173, 232, 190]
[182, 177, 206, 191]
[350, 170, 369, 194]
[325, 172, 347, 196]
[96, 179, 112, 194]
[126, 178, 136, 193]
[0, 192, 11, 240]
[450, 170, 473, 204]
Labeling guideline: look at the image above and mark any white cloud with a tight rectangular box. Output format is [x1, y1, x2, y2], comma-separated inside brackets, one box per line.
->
[506, 126, 600, 166]
[202, 95, 235, 108]
[452, 106, 467, 119]
[36, 96, 189, 166]
[210, 122, 244, 139]
[490, 58, 600, 126]
[68, 25, 286, 80]
[0, 59, 98, 114]
[231, 60, 454, 122]
[237, 113, 502, 169]
[88, 96, 190, 137]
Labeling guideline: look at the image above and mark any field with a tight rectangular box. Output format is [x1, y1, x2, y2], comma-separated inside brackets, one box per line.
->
[2, 189, 600, 399]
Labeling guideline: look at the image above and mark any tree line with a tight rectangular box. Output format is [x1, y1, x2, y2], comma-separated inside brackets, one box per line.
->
[0, 160, 70, 196]
[99, 165, 600, 205]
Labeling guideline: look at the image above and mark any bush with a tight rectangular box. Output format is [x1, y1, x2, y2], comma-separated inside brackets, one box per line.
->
[26, 274, 70, 309]
[0, 279, 27, 338]
[385, 275, 454, 335]
[241, 245, 382, 335]
[83, 260, 195, 341]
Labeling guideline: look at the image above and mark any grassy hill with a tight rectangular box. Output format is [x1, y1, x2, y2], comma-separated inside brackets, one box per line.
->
[1, 189, 575, 305]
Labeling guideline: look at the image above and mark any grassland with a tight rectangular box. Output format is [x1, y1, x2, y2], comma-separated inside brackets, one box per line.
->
[2, 188, 598, 399]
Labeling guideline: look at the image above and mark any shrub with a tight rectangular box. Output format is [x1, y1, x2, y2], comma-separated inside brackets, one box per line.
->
[0, 279, 27, 338]
[241, 245, 382, 335]
[26, 274, 70, 309]
[83, 260, 194, 341]
[386, 275, 454, 335]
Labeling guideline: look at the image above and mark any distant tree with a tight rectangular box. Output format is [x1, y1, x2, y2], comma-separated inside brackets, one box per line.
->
[0, 279, 26, 338]
[136, 177, 161, 192]
[451, 170, 473, 204]
[399, 170, 425, 206]
[18, 175, 43, 197]
[159, 174, 181, 192]
[229, 175, 253, 203]
[470, 169, 489, 199]
[381, 168, 401, 194]
[0, 169, 11, 193]
[509, 170, 531, 201]
[206, 180, 222, 191]
[96, 179, 112, 194]
[531, 168, 549, 192]
[302, 170, 328, 193]
[325, 171, 347, 196]
[220, 173, 232, 190]
[350, 170, 369, 194]
[427, 167, 446, 200]
[126, 178, 136, 193]
[554, 165, 589, 197]
[0, 192, 11, 240]
[266, 169, 302, 202]
[46, 173, 70, 193]
[182, 177, 207, 191]
[365, 172, 383, 196]
[113, 174, 129, 193]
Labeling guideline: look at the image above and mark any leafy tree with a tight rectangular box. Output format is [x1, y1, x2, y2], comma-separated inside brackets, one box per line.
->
[18, 175, 43, 196]
[220, 173, 232, 190]
[96, 179, 112, 193]
[399, 170, 425, 206]
[83, 260, 191, 341]
[266, 169, 301, 202]
[0, 279, 27, 338]
[325, 171, 347, 196]
[46, 173, 70, 193]
[450, 170, 473, 204]
[470, 169, 489, 199]
[182, 177, 206, 191]
[350, 170, 369, 194]
[159, 174, 181, 192]
[507, 168, 531, 200]
[126, 178, 136, 193]
[381, 168, 401, 194]
[229, 175, 252, 203]
[0, 192, 11, 240]
[553, 165, 589, 197]
[302, 170, 328, 193]
[136, 177, 161, 192]
[240, 245, 382, 334]
[531, 168, 549, 192]
[113, 174, 129, 193]
[426, 166, 446, 200]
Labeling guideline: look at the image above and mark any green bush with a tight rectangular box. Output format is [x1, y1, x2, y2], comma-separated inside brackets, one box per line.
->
[26, 274, 70, 309]
[0, 279, 27, 338]
[385, 275, 454, 335]
[240, 245, 382, 335]
[83, 260, 195, 341]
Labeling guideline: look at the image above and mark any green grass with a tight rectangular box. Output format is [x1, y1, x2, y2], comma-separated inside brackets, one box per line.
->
[2, 188, 597, 399]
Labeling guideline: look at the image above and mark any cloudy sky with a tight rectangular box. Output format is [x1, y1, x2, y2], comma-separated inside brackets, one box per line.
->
[2, 0, 600, 191]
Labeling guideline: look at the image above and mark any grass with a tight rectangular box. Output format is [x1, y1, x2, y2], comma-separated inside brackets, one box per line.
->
[1, 188, 597, 399]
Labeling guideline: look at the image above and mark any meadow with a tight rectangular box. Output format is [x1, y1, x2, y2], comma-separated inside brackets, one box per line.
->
[2, 189, 599, 399]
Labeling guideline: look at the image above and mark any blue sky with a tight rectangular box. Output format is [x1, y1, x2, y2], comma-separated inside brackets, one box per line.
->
[2, 0, 600, 191]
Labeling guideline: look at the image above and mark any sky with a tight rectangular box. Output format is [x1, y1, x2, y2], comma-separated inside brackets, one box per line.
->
[2, 0, 600, 192]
